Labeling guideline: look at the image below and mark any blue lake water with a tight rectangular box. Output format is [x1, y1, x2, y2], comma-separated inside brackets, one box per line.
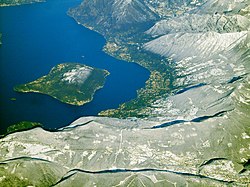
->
[0, 0, 149, 132]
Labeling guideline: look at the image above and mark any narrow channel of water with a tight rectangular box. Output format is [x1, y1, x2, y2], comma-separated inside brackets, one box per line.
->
[0, 0, 149, 132]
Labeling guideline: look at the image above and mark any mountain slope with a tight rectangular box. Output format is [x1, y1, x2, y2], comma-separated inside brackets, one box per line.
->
[144, 31, 248, 61]
[198, 0, 250, 13]
[68, 0, 159, 33]
[146, 13, 250, 37]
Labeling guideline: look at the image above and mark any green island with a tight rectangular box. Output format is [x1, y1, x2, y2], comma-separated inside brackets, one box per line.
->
[14, 63, 109, 106]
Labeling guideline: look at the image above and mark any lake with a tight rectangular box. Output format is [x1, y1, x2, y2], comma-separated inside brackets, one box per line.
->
[0, 0, 149, 132]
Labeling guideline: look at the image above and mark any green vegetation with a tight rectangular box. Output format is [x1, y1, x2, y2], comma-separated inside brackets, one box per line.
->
[0, 172, 32, 187]
[0, 158, 66, 187]
[3, 121, 42, 136]
[14, 63, 109, 106]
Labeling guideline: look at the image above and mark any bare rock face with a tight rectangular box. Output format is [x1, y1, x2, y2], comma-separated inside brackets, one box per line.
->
[142, 0, 250, 127]
[144, 31, 248, 61]
[198, 0, 250, 14]
[146, 14, 250, 37]
[143, 3, 250, 123]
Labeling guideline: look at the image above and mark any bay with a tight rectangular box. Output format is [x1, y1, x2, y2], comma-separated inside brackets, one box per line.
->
[0, 0, 149, 132]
